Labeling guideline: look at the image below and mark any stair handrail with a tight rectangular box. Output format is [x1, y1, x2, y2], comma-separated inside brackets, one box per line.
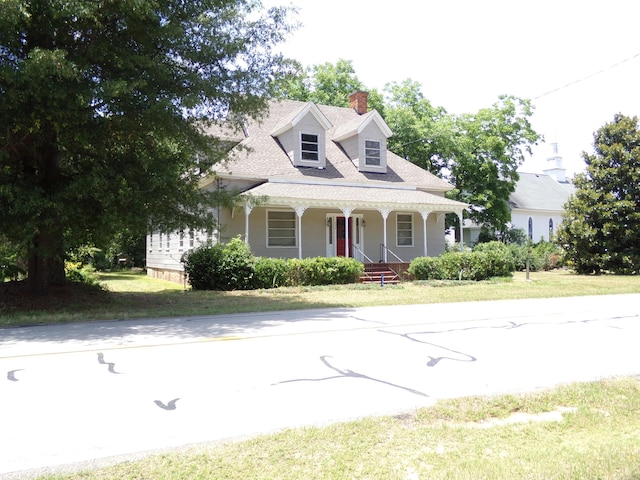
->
[379, 244, 404, 263]
[351, 244, 374, 264]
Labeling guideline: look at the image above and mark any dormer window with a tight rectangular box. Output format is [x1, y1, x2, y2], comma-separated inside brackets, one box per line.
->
[301, 133, 319, 161]
[365, 140, 381, 166]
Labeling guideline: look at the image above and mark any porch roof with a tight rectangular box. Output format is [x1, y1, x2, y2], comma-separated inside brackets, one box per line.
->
[242, 181, 468, 213]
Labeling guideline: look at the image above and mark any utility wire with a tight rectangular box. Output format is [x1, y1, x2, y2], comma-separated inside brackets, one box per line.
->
[533, 52, 640, 101]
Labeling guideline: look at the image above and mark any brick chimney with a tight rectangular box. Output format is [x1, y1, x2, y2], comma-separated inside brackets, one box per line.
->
[349, 90, 369, 115]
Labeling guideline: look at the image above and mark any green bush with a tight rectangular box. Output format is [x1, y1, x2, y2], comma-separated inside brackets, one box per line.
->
[184, 236, 255, 291]
[65, 261, 100, 286]
[472, 241, 515, 277]
[288, 257, 363, 286]
[409, 243, 515, 281]
[186, 238, 364, 290]
[254, 257, 291, 289]
[407, 256, 444, 280]
[508, 241, 562, 272]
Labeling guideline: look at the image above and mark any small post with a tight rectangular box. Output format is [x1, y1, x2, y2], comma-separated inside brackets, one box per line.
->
[380, 273, 385, 287]
[525, 240, 531, 281]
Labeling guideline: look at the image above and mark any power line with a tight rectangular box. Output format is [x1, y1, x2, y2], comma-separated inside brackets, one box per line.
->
[533, 51, 640, 101]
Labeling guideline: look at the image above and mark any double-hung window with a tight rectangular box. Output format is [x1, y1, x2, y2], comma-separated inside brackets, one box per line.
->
[301, 133, 319, 161]
[365, 140, 381, 166]
[268, 211, 296, 247]
[396, 213, 413, 247]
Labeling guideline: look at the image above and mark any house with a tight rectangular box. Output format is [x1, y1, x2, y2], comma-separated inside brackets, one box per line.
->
[146, 92, 469, 283]
[462, 142, 575, 245]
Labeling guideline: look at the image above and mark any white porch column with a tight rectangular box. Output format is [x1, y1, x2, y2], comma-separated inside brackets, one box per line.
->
[244, 204, 253, 245]
[420, 210, 432, 257]
[379, 209, 390, 262]
[294, 206, 307, 259]
[341, 207, 353, 258]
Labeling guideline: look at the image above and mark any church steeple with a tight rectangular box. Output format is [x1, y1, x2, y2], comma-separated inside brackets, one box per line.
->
[543, 142, 567, 183]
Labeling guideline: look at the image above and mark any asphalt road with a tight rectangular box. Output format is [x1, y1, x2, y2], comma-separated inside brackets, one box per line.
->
[2, 294, 640, 478]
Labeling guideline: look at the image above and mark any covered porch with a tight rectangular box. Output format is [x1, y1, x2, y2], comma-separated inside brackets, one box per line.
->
[235, 181, 468, 264]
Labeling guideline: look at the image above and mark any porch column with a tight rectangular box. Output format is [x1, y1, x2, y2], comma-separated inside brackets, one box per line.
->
[244, 204, 253, 245]
[340, 207, 353, 258]
[379, 209, 390, 262]
[420, 210, 432, 257]
[294, 206, 307, 259]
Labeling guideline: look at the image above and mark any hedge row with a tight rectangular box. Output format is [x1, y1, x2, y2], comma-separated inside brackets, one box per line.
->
[408, 241, 515, 281]
[183, 237, 364, 290]
[408, 240, 563, 281]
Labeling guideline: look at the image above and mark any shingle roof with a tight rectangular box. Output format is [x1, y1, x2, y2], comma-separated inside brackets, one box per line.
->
[243, 182, 465, 212]
[208, 99, 454, 192]
[510, 173, 575, 212]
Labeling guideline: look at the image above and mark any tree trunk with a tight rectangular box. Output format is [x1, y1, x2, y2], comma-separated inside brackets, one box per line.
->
[27, 228, 66, 294]
[26, 129, 66, 294]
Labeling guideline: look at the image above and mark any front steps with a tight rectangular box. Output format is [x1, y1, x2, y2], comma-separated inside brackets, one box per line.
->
[360, 263, 401, 285]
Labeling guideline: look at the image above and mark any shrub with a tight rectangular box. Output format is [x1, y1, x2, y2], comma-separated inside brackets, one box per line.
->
[288, 257, 363, 286]
[409, 243, 515, 282]
[508, 241, 562, 272]
[472, 241, 515, 277]
[407, 256, 444, 280]
[254, 257, 291, 289]
[184, 236, 255, 290]
[65, 261, 100, 286]
[186, 239, 364, 290]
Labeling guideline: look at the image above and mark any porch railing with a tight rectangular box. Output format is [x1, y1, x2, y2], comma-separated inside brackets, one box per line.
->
[379, 244, 404, 263]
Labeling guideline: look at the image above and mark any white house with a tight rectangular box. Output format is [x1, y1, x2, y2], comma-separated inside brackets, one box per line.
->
[462, 142, 574, 245]
[146, 92, 469, 283]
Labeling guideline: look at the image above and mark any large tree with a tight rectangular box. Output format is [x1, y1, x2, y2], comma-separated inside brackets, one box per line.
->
[447, 96, 540, 232]
[0, 0, 295, 292]
[558, 113, 640, 274]
[277, 59, 385, 114]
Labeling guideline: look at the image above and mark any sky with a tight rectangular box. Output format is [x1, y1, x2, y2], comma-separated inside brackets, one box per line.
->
[264, 0, 640, 178]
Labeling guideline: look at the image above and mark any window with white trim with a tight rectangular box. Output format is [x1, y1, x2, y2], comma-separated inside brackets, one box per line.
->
[396, 213, 413, 247]
[300, 133, 319, 161]
[365, 139, 381, 166]
[189, 230, 195, 248]
[267, 211, 296, 247]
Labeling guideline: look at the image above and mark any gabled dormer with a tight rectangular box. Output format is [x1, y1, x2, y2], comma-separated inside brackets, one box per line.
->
[271, 101, 332, 169]
[332, 109, 393, 174]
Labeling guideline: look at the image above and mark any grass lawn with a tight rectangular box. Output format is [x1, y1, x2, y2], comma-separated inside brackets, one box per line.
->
[2, 269, 640, 327]
[39, 377, 640, 480]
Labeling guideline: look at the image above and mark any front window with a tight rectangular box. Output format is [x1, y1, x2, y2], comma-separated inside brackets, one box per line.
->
[268, 211, 296, 247]
[189, 230, 195, 248]
[365, 140, 381, 166]
[397, 213, 413, 246]
[301, 133, 319, 161]
[549, 218, 554, 238]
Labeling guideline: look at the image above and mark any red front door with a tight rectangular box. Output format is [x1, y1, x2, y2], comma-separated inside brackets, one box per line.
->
[336, 217, 353, 257]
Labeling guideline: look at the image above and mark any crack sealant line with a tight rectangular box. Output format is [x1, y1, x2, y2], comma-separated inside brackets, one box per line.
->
[2, 309, 635, 361]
